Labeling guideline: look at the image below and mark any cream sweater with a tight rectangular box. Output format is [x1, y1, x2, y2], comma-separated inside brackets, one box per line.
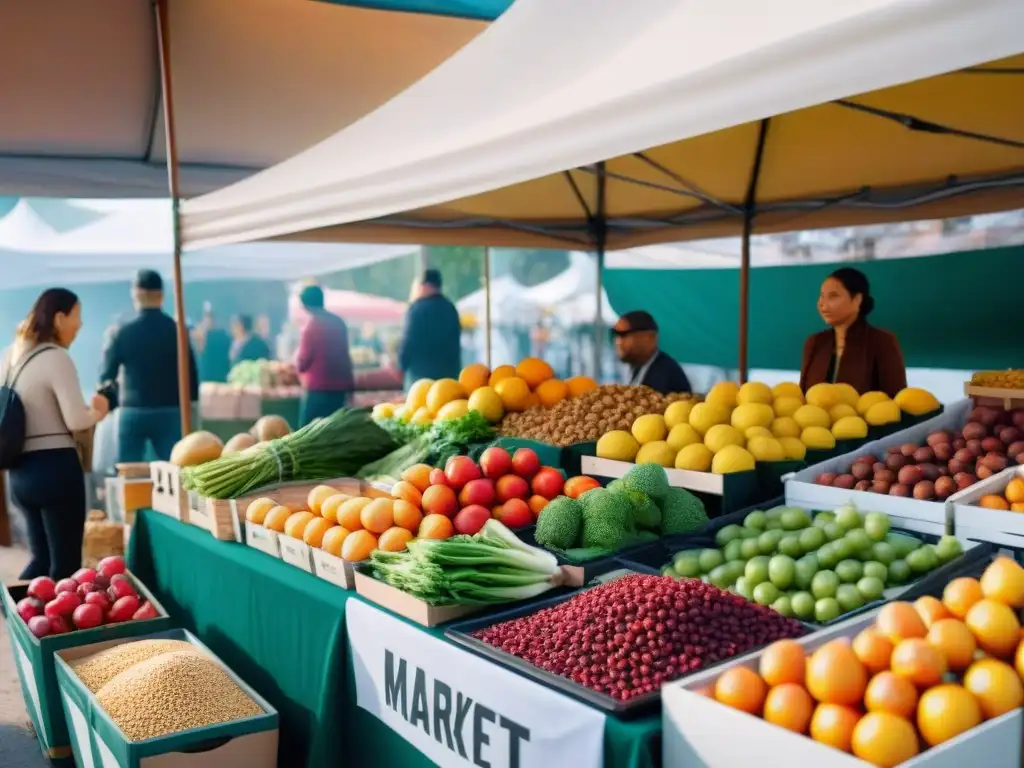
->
[1, 343, 97, 453]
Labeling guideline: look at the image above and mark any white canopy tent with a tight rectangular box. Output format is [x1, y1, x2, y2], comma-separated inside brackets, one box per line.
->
[180, 0, 1024, 250]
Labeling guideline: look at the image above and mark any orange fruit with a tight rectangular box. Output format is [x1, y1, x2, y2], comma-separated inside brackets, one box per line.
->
[758, 639, 806, 687]
[963, 658, 1024, 719]
[284, 511, 315, 539]
[495, 376, 531, 412]
[917, 684, 982, 747]
[914, 595, 952, 628]
[1012, 502, 1024, 512]
[535, 378, 569, 408]
[809, 703, 860, 753]
[400, 463, 433, 493]
[944, 577, 984, 619]
[390, 481, 423, 507]
[927, 618, 977, 671]
[302, 517, 336, 547]
[488, 365, 517, 387]
[566, 376, 598, 398]
[713, 667, 767, 714]
[307, 484, 339, 515]
[320, 525, 350, 556]
[458, 363, 491, 394]
[392, 500, 423, 532]
[527, 495, 548, 519]
[864, 671, 919, 719]
[245, 497, 276, 524]
[377, 526, 414, 553]
[337, 497, 371, 530]
[852, 629, 894, 675]
[262, 505, 291, 533]
[980, 556, 1024, 608]
[1016, 638, 1024, 679]
[890, 638, 947, 688]
[807, 641, 867, 706]
[851, 712, 919, 767]
[1006, 477, 1024, 505]
[763, 683, 814, 734]
[360, 498, 395, 534]
[418, 513, 454, 540]
[564, 476, 601, 500]
[319, 493, 351, 524]
[979, 494, 1011, 510]
[341, 529, 377, 562]
[966, 599, 1022, 658]
[875, 602, 927, 643]
[515, 357, 554, 389]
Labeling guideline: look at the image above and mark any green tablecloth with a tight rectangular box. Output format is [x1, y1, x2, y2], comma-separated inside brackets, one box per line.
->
[127, 509, 660, 768]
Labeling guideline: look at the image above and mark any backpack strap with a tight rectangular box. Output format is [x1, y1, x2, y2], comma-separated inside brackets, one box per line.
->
[2, 344, 58, 389]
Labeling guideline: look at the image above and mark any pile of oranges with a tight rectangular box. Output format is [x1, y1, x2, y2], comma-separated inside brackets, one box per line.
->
[977, 476, 1024, 513]
[709, 556, 1024, 767]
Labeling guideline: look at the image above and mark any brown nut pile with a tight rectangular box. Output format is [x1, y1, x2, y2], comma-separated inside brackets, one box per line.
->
[71, 639, 200, 693]
[498, 385, 694, 446]
[95, 650, 263, 741]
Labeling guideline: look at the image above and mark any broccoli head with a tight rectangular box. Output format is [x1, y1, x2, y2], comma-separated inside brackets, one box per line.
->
[579, 488, 632, 551]
[660, 487, 709, 535]
[534, 496, 583, 550]
[607, 479, 626, 494]
[624, 489, 662, 531]
[622, 463, 670, 501]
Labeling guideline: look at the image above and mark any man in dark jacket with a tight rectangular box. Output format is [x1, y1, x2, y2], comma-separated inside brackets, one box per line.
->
[612, 310, 691, 395]
[230, 314, 272, 366]
[294, 285, 354, 425]
[399, 270, 461, 388]
[99, 270, 199, 462]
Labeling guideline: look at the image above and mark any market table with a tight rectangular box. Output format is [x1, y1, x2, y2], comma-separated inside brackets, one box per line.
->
[127, 509, 660, 768]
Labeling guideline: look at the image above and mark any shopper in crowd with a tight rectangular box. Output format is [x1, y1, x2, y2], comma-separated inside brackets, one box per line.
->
[99, 270, 198, 462]
[195, 303, 232, 383]
[294, 284, 354, 425]
[1, 288, 109, 579]
[230, 314, 272, 366]
[612, 310, 692, 395]
[399, 269, 461, 389]
[800, 267, 907, 397]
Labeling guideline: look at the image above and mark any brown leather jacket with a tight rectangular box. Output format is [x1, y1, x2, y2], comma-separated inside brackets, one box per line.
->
[800, 318, 907, 397]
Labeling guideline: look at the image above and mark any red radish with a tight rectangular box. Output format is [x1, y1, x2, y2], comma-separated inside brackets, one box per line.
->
[495, 474, 529, 503]
[511, 448, 541, 479]
[107, 579, 137, 602]
[132, 601, 159, 621]
[94, 573, 111, 589]
[48, 615, 69, 635]
[530, 467, 565, 500]
[494, 498, 532, 529]
[72, 603, 103, 630]
[27, 616, 52, 638]
[16, 597, 44, 623]
[85, 591, 112, 613]
[76, 582, 98, 600]
[453, 505, 491, 535]
[55, 578, 78, 595]
[444, 456, 482, 490]
[27, 577, 57, 603]
[458, 478, 496, 508]
[108, 595, 140, 623]
[479, 447, 513, 479]
[45, 592, 80, 619]
[97, 556, 126, 579]
[428, 468, 449, 487]
[72, 567, 98, 585]
[109, 573, 130, 585]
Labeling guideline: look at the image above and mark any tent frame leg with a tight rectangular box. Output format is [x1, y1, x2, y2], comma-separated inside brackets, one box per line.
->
[483, 246, 492, 369]
[739, 119, 770, 384]
[593, 161, 608, 382]
[154, 0, 192, 438]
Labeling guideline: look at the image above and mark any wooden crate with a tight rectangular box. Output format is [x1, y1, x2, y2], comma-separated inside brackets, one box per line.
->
[965, 381, 1024, 411]
[149, 462, 188, 522]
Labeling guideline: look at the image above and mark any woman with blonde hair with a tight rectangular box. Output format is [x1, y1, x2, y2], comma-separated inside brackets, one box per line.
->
[0, 288, 109, 579]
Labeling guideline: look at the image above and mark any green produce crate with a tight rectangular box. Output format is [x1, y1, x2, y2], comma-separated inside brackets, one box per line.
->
[54, 628, 278, 768]
[1, 572, 172, 761]
[562, 440, 597, 478]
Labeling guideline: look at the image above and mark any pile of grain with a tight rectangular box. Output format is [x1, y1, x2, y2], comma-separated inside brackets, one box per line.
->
[71, 639, 199, 693]
[96, 651, 263, 741]
[498, 385, 694, 446]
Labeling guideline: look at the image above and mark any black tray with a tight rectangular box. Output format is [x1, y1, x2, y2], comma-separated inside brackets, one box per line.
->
[617, 510, 994, 628]
[514, 525, 659, 586]
[444, 577, 814, 718]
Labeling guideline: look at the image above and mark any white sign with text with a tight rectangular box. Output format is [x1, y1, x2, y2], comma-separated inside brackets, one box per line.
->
[348, 599, 605, 768]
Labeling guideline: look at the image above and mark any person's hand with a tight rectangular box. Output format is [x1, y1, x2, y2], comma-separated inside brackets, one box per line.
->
[91, 392, 110, 419]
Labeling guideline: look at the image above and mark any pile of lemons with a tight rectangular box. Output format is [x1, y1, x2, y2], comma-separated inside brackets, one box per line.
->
[374, 360, 599, 426]
[596, 382, 939, 475]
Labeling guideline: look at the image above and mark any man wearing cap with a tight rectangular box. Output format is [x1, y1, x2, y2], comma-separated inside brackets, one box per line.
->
[99, 270, 199, 462]
[294, 284, 354, 425]
[612, 311, 691, 395]
[399, 270, 461, 389]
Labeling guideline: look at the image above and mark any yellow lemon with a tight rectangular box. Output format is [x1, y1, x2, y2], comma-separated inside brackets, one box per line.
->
[675, 443, 714, 472]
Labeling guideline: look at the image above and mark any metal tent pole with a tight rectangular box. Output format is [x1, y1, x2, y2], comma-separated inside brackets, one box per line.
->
[593, 161, 607, 381]
[154, 0, 192, 437]
[483, 246, 492, 368]
[739, 119, 770, 384]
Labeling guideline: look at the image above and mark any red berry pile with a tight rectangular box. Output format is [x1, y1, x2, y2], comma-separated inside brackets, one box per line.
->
[473, 574, 805, 702]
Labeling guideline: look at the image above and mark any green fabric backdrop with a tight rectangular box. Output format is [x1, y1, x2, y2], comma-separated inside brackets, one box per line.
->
[604, 246, 1023, 371]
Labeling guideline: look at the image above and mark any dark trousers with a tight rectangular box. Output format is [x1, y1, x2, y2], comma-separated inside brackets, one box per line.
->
[117, 406, 181, 462]
[300, 390, 350, 427]
[9, 448, 87, 580]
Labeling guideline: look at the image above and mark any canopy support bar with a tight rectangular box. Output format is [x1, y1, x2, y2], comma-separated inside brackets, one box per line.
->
[483, 246, 492, 368]
[154, 0, 192, 438]
[739, 119, 770, 384]
[593, 161, 607, 381]
[834, 100, 1024, 149]
[630, 152, 742, 214]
